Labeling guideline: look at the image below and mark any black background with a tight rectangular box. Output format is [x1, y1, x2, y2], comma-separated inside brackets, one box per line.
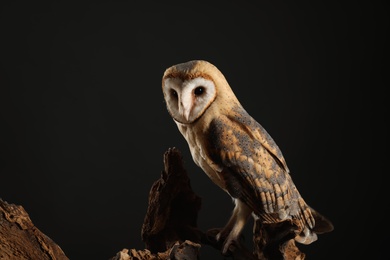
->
[0, 1, 386, 259]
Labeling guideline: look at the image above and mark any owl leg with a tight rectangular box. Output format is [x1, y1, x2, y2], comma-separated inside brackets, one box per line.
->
[217, 199, 252, 255]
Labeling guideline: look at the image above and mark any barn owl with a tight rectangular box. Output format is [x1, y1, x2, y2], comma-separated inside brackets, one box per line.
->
[161, 60, 333, 255]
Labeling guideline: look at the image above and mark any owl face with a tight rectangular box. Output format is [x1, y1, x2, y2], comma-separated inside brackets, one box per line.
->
[162, 76, 216, 124]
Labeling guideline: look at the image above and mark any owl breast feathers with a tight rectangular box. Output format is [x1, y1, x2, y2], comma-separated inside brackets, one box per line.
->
[162, 60, 333, 254]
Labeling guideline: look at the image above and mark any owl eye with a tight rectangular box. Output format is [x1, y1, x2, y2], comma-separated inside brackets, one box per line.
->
[194, 86, 205, 96]
[171, 89, 178, 99]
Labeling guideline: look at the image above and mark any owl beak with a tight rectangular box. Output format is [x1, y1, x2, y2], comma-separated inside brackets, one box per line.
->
[179, 101, 192, 122]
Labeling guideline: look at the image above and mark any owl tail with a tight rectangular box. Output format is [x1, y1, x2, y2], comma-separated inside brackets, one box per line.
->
[295, 206, 334, 245]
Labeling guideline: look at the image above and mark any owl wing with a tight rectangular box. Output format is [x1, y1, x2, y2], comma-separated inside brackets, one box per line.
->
[204, 113, 315, 227]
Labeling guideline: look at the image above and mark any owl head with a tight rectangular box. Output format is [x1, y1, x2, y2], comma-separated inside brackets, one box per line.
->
[162, 60, 239, 124]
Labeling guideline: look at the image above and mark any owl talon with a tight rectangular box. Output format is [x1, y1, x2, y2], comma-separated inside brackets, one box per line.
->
[206, 228, 238, 255]
[216, 229, 231, 249]
[221, 237, 238, 256]
[205, 228, 222, 245]
[216, 230, 228, 242]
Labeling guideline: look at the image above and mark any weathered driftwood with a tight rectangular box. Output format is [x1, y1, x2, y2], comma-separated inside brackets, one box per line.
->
[141, 147, 203, 253]
[110, 240, 201, 260]
[110, 147, 204, 260]
[117, 147, 304, 259]
[0, 199, 69, 260]
[1, 147, 305, 259]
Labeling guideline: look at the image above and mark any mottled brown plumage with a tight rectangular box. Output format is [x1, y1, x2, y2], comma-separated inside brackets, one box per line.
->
[162, 60, 333, 255]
